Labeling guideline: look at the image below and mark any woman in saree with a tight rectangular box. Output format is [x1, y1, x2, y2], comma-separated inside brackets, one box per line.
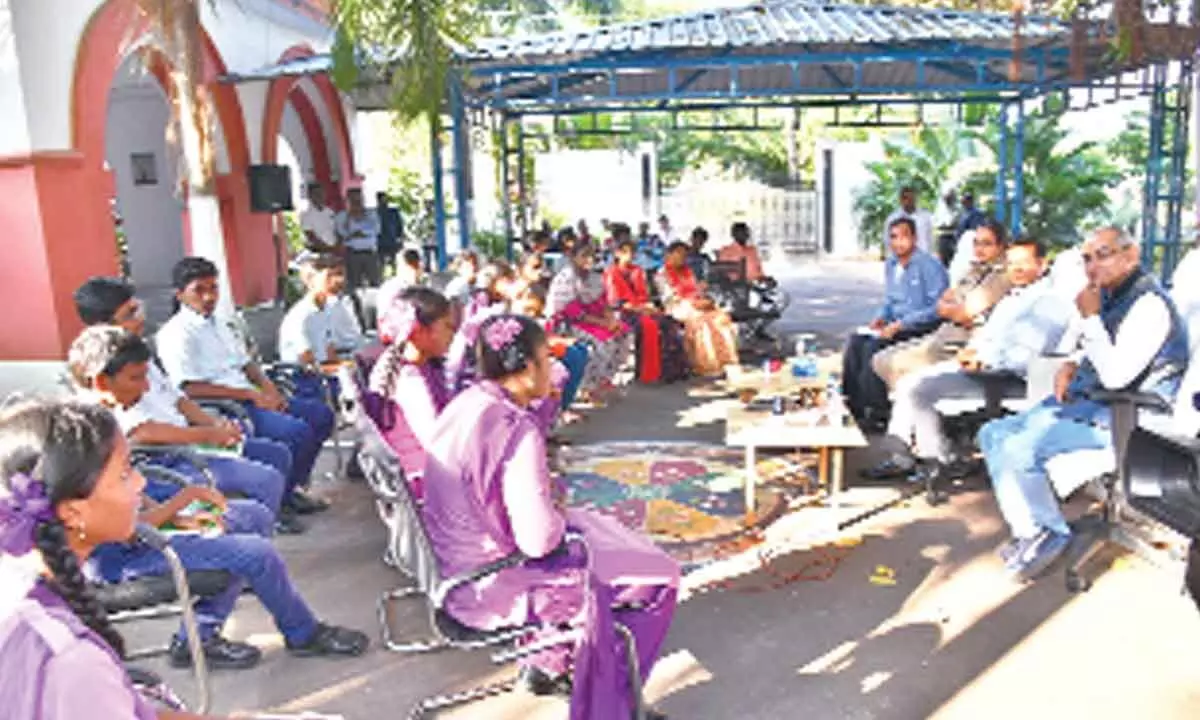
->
[367, 287, 457, 496]
[547, 243, 631, 396]
[421, 315, 678, 719]
[656, 241, 740, 376]
[604, 239, 688, 384]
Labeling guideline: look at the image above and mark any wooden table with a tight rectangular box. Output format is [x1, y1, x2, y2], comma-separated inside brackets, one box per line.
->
[725, 405, 868, 519]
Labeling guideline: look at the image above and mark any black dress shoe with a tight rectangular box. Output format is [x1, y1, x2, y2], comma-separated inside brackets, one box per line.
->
[519, 665, 573, 697]
[169, 635, 262, 670]
[642, 709, 668, 720]
[860, 457, 914, 481]
[274, 511, 306, 535]
[286, 491, 330, 515]
[286, 623, 369, 657]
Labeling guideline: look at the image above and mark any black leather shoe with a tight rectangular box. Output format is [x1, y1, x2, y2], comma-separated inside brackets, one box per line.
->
[168, 635, 261, 670]
[286, 623, 369, 657]
[519, 665, 573, 697]
[860, 457, 914, 481]
[286, 491, 330, 515]
[642, 709, 668, 720]
[275, 511, 306, 535]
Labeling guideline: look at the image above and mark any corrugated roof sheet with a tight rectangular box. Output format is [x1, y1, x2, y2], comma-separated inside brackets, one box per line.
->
[465, 1, 1068, 62]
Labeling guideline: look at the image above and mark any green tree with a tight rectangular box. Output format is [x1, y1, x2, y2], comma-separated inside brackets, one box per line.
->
[962, 98, 1122, 247]
[852, 125, 972, 252]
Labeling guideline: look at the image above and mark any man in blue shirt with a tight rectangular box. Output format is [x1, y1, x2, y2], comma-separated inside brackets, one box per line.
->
[842, 217, 949, 430]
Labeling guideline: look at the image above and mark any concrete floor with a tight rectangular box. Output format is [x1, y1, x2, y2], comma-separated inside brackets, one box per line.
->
[130, 259, 1200, 719]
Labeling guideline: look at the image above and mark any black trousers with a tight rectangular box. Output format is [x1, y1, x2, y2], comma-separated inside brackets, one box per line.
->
[841, 322, 941, 424]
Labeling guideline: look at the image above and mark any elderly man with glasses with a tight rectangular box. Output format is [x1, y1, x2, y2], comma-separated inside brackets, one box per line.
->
[978, 227, 1190, 581]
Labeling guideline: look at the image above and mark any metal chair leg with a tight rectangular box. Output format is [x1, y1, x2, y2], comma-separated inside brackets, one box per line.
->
[616, 622, 646, 720]
[377, 587, 450, 654]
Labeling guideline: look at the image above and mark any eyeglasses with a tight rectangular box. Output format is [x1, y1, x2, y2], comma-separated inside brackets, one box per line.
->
[1081, 245, 1126, 264]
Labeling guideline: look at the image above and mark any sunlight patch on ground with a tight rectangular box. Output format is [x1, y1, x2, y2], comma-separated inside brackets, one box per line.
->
[643, 649, 715, 705]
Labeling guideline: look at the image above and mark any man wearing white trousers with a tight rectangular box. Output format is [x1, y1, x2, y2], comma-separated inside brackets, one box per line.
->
[872, 238, 1077, 482]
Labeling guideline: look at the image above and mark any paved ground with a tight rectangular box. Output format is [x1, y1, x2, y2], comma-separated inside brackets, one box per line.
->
[127, 259, 1200, 719]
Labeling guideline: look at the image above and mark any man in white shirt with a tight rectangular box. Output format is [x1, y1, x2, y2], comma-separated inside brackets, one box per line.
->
[71, 277, 305, 533]
[978, 227, 1190, 581]
[336, 188, 382, 291]
[299, 183, 338, 253]
[883, 186, 935, 256]
[869, 238, 1073, 483]
[657, 214, 677, 246]
[156, 257, 336, 514]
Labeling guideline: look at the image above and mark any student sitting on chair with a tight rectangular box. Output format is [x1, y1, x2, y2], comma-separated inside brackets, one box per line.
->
[421, 314, 678, 719]
[67, 325, 303, 535]
[866, 237, 1074, 484]
[367, 288, 458, 497]
[278, 253, 356, 402]
[156, 257, 334, 517]
[716, 221, 768, 283]
[979, 227, 1189, 580]
[0, 400, 238, 718]
[72, 277, 304, 534]
[0, 400, 367, 677]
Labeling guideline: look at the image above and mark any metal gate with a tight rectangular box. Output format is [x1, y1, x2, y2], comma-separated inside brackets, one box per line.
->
[660, 183, 819, 257]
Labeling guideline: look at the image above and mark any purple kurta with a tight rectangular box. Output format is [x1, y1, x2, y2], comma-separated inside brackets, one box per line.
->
[0, 580, 157, 720]
[368, 350, 454, 492]
[422, 381, 680, 719]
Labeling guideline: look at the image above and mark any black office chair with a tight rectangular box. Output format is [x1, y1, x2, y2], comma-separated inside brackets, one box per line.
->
[1048, 383, 1200, 593]
[707, 258, 787, 345]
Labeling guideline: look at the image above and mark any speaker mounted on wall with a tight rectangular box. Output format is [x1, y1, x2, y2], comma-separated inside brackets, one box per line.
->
[248, 164, 295, 213]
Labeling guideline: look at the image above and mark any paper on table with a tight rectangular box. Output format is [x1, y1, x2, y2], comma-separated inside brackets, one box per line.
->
[854, 325, 880, 337]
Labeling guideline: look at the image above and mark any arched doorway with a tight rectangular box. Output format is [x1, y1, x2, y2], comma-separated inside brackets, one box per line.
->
[105, 52, 186, 325]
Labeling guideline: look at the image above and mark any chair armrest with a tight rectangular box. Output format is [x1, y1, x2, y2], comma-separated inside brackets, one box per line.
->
[962, 368, 1024, 415]
[194, 399, 256, 436]
[136, 464, 193, 489]
[129, 445, 216, 487]
[1084, 388, 1172, 414]
[431, 531, 588, 608]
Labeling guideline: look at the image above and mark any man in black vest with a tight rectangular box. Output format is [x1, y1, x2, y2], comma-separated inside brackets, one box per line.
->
[978, 227, 1189, 581]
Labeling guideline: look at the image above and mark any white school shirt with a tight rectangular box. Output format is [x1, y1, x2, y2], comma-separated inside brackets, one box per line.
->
[329, 295, 365, 351]
[111, 362, 191, 435]
[155, 306, 255, 391]
[884, 208, 935, 255]
[278, 296, 336, 365]
[300, 205, 338, 249]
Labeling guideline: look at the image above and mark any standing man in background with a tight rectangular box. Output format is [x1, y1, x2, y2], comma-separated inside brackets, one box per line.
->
[336, 188, 382, 291]
[300, 183, 338, 254]
[884, 186, 935, 256]
[376, 192, 403, 277]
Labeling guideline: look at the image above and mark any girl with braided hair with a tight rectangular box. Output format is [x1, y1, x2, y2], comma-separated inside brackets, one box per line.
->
[421, 314, 679, 720]
[367, 287, 457, 494]
[0, 400, 219, 719]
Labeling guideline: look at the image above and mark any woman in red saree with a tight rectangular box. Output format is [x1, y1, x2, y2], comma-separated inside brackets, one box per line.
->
[656, 241, 739, 376]
[603, 240, 687, 383]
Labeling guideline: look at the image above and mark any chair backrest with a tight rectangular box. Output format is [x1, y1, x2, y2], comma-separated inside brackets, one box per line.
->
[1165, 294, 1200, 437]
[356, 412, 443, 594]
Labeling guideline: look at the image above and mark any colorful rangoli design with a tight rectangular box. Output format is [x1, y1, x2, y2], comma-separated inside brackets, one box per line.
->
[558, 442, 815, 553]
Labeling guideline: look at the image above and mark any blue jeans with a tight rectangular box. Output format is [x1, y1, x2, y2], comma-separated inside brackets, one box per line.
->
[242, 437, 293, 490]
[559, 342, 589, 410]
[151, 454, 285, 517]
[978, 397, 1111, 539]
[245, 397, 334, 491]
[119, 531, 318, 645]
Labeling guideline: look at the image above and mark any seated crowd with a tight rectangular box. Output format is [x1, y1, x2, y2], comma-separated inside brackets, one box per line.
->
[6, 200, 1195, 718]
[0, 213, 774, 719]
[844, 214, 1196, 580]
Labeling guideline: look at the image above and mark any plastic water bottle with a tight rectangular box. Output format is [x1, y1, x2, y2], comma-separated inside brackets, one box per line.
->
[826, 377, 848, 426]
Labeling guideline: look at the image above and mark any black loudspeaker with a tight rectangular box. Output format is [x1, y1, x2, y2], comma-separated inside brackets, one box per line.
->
[248, 164, 294, 213]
